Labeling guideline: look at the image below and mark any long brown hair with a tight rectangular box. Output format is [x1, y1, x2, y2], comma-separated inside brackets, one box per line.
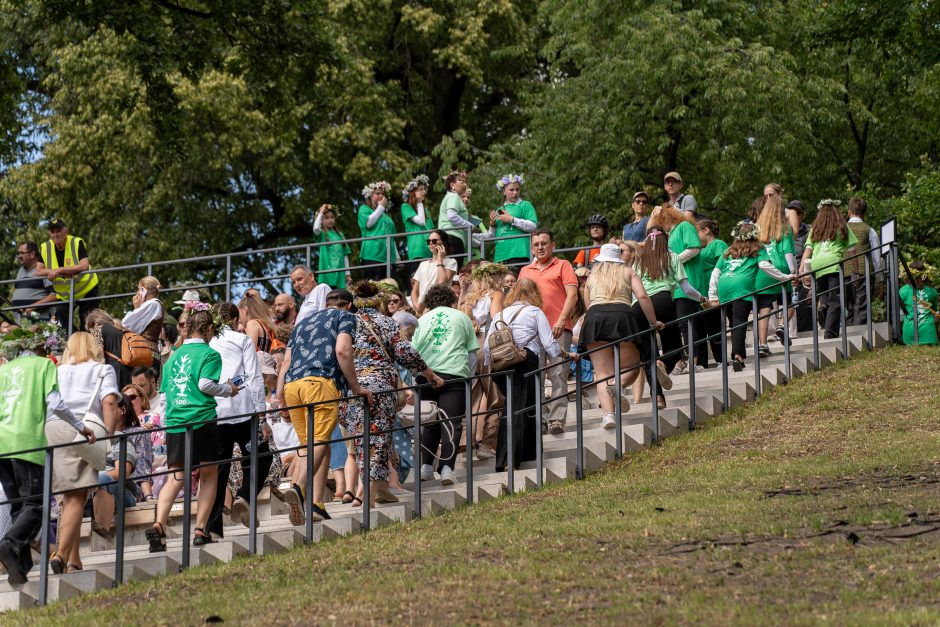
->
[724, 223, 761, 259]
[505, 278, 543, 308]
[647, 203, 693, 234]
[635, 228, 672, 281]
[810, 202, 849, 243]
[756, 194, 787, 243]
[238, 292, 275, 328]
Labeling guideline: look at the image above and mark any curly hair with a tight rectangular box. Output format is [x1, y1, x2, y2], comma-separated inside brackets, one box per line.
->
[647, 203, 694, 234]
[185, 310, 214, 338]
[216, 302, 240, 327]
[423, 284, 457, 310]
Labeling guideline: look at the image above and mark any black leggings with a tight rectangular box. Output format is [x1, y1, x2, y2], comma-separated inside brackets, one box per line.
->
[493, 350, 539, 471]
[360, 264, 387, 282]
[700, 306, 725, 363]
[676, 297, 709, 367]
[816, 273, 843, 339]
[724, 299, 752, 359]
[418, 373, 466, 472]
[207, 420, 273, 537]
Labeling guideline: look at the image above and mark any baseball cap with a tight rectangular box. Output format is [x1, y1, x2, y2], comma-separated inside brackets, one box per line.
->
[632, 191, 649, 201]
[48, 218, 67, 230]
[174, 289, 202, 305]
[786, 200, 805, 213]
[663, 172, 683, 183]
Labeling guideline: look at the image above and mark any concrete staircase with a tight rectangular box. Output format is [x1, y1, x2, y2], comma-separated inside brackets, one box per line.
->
[0, 323, 891, 612]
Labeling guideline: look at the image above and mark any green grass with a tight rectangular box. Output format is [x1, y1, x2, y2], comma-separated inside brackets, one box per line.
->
[6, 345, 940, 626]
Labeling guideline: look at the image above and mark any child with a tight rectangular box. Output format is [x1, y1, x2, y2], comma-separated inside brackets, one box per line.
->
[800, 199, 857, 339]
[573, 215, 609, 268]
[708, 222, 793, 371]
[312, 204, 352, 288]
[754, 187, 796, 356]
[900, 261, 939, 345]
[697, 219, 728, 364]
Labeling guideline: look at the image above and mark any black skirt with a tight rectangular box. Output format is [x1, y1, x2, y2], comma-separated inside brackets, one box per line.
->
[166, 421, 220, 468]
[580, 303, 642, 345]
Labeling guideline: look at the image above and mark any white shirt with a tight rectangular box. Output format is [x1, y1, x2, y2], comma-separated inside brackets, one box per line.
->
[412, 257, 458, 306]
[483, 302, 561, 365]
[56, 362, 121, 421]
[266, 415, 300, 461]
[121, 299, 163, 334]
[209, 328, 266, 424]
[295, 283, 332, 325]
[471, 293, 493, 328]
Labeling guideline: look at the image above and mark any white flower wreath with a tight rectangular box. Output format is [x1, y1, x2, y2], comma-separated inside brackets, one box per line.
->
[496, 173, 524, 191]
[361, 180, 392, 200]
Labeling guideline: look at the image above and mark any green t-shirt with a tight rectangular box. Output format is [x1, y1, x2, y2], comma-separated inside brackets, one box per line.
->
[400, 203, 435, 260]
[755, 230, 795, 295]
[700, 239, 729, 277]
[900, 284, 939, 345]
[437, 192, 471, 250]
[160, 340, 223, 433]
[716, 254, 760, 303]
[805, 228, 858, 278]
[0, 355, 58, 465]
[412, 306, 479, 378]
[492, 200, 538, 262]
[637, 251, 687, 299]
[316, 229, 352, 288]
[357, 205, 397, 262]
[669, 220, 705, 300]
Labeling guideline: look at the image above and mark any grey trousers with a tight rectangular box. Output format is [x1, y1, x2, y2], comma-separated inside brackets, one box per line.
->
[541, 330, 572, 427]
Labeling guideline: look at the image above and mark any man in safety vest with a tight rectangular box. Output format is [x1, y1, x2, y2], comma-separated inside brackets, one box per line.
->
[37, 218, 99, 330]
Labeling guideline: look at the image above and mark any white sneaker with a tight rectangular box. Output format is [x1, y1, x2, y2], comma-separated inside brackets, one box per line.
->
[420, 464, 435, 481]
[439, 466, 455, 485]
[476, 445, 496, 460]
[601, 414, 616, 430]
[230, 496, 256, 528]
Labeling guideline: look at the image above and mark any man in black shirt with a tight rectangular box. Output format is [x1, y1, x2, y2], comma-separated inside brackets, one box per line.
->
[10, 241, 56, 321]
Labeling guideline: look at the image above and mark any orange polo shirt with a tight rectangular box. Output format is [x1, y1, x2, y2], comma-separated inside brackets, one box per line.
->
[519, 256, 578, 329]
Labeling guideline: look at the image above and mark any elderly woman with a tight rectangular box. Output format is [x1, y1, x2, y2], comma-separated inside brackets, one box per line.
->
[340, 281, 443, 507]
[358, 181, 397, 282]
[47, 332, 121, 574]
[121, 276, 164, 364]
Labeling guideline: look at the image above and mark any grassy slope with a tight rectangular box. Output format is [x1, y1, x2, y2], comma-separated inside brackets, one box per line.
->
[5, 345, 940, 626]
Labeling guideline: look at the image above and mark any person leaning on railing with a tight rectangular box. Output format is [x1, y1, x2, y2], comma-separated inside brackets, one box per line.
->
[0, 324, 95, 585]
[35, 217, 100, 330]
[11, 240, 57, 322]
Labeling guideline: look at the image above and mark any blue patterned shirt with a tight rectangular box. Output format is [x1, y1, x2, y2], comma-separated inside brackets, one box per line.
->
[285, 307, 357, 386]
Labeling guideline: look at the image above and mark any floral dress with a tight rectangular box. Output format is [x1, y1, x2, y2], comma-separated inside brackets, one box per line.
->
[339, 308, 428, 481]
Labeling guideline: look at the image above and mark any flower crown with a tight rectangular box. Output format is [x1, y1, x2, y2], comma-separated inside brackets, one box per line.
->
[0, 320, 65, 360]
[361, 181, 392, 200]
[817, 198, 841, 210]
[730, 221, 761, 241]
[184, 301, 225, 332]
[402, 174, 430, 200]
[350, 281, 396, 311]
[496, 173, 524, 191]
[470, 262, 509, 281]
[904, 262, 936, 283]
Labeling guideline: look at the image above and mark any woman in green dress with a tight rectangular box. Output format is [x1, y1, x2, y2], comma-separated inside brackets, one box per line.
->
[357, 181, 397, 281]
[312, 204, 352, 288]
[400, 174, 434, 276]
[487, 174, 538, 267]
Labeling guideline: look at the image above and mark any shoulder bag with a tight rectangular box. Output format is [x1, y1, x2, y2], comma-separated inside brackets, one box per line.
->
[70, 367, 111, 471]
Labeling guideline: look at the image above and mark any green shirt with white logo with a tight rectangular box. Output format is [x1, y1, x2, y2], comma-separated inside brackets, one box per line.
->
[412, 306, 479, 378]
[0, 355, 58, 465]
[160, 340, 223, 433]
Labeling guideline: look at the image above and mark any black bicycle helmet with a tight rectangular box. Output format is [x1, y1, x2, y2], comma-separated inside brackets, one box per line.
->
[587, 214, 609, 228]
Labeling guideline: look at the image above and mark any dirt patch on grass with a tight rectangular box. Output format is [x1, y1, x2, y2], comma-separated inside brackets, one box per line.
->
[764, 467, 940, 498]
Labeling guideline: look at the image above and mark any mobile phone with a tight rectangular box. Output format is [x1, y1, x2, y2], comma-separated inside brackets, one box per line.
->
[231, 375, 246, 389]
[497, 209, 506, 215]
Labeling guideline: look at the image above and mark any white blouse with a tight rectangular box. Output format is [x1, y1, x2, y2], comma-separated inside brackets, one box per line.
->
[56, 361, 121, 420]
[483, 302, 562, 365]
[121, 298, 163, 334]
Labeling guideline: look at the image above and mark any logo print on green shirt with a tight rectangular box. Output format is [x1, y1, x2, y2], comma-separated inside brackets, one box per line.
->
[430, 311, 452, 347]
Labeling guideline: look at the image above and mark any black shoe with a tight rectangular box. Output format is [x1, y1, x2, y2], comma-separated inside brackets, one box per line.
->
[732, 357, 745, 372]
[146, 522, 167, 553]
[193, 527, 216, 546]
[309, 502, 331, 521]
[284, 484, 306, 526]
[0, 540, 28, 585]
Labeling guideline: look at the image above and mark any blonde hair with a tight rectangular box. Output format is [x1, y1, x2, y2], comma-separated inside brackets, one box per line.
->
[122, 383, 151, 411]
[139, 275, 161, 296]
[61, 331, 104, 365]
[756, 194, 786, 243]
[462, 273, 503, 317]
[505, 278, 542, 308]
[586, 261, 630, 302]
[238, 292, 275, 328]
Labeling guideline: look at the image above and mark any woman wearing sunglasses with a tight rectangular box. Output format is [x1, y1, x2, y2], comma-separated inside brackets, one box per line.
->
[410, 229, 457, 315]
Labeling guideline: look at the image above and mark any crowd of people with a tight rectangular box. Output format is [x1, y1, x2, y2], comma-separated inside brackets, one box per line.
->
[0, 170, 936, 586]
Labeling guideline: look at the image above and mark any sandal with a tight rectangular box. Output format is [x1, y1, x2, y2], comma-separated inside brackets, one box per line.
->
[193, 527, 215, 546]
[341, 490, 356, 504]
[350, 496, 363, 507]
[49, 551, 65, 575]
[146, 522, 167, 553]
[65, 563, 83, 573]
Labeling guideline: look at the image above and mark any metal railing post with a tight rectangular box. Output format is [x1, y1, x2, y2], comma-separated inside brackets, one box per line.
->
[385, 235, 392, 279]
[182, 426, 193, 570]
[413, 388, 422, 517]
[782, 285, 791, 382]
[890, 246, 901, 341]
[687, 318, 696, 429]
[534, 371, 544, 489]
[362, 398, 371, 531]
[574, 360, 584, 479]
[506, 370, 515, 493]
[38, 448, 53, 606]
[114, 435, 128, 586]
[720, 307, 729, 411]
[225, 256, 232, 302]
[810, 275, 820, 370]
[864, 255, 873, 350]
[751, 298, 761, 397]
[304, 404, 314, 543]
[613, 341, 623, 460]
[464, 379, 474, 499]
[649, 332, 660, 445]
[248, 414, 259, 554]
[465, 225, 473, 266]
[838, 265, 848, 356]
[305, 245, 311, 272]
[67, 278, 75, 335]
[912, 281, 920, 345]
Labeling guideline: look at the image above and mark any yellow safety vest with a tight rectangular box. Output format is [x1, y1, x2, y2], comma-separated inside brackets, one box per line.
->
[40, 235, 99, 300]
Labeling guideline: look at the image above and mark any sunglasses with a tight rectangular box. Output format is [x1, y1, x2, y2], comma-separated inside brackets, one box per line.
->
[389, 298, 401, 304]
[634, 199, 649, 205]
[427, 239, 443, 245]
[126, 394, 139, 400]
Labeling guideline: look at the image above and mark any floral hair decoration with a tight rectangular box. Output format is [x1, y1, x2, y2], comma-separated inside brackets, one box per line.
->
[730, 221, 761, 241]
[904, 262, 936, 284]
[361, 181, 392, 200]
[402, 174, 430, 201]
[817, 198, 841, 210]
[350, 281, 396, 311]
[496, 174, 524, 191]
[184, 301, 224, 331]
[0, 320, 65, 360]
[470, 262, 509, 281]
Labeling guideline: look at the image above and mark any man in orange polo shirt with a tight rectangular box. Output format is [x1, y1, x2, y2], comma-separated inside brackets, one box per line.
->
[519, 228, 579, 434]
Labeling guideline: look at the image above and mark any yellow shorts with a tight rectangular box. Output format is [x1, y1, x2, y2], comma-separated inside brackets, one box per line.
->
[284, 377, 340, 446]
